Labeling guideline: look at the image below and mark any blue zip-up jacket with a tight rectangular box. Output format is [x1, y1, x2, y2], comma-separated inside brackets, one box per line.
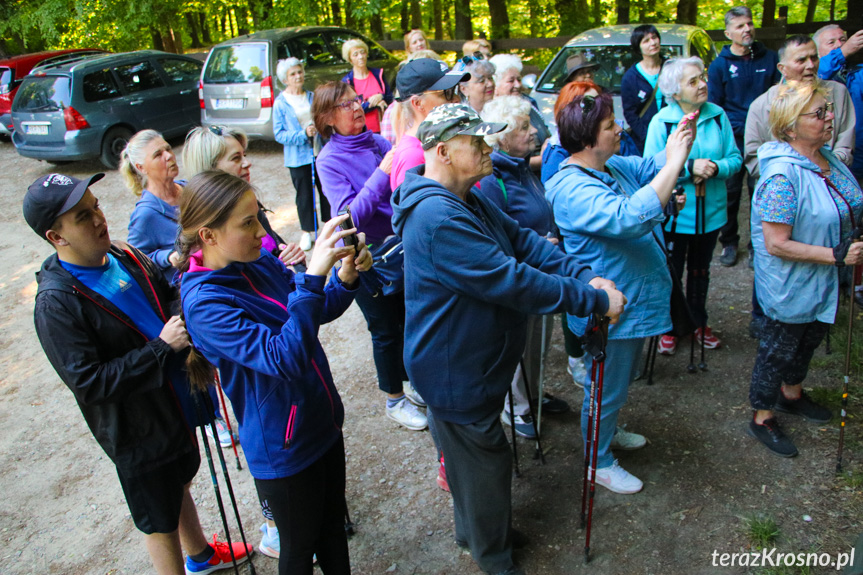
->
[752, 142, 861, 324]
[546, 155, 671, 339]
[540, 132, 640, 185]
[643, 101, 741, 234]
[391, 167, 608, 424]
[273, 90, 315, 168]
[181, 250, 355, 479]
[479, 151, 555, 237]
[127, 185, 184, 276]
[621, 63, 665, 153]
[341, 68, 394, 113]
[819, 48, 863, 178]
[707, 42, 780, 137]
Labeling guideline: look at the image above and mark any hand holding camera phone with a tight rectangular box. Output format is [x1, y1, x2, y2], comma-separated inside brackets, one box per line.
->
[337, 206, 359, 252]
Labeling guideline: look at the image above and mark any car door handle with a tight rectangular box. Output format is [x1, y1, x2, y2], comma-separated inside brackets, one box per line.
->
[180, 89, 192, 95]
[130, 99, 143, 105]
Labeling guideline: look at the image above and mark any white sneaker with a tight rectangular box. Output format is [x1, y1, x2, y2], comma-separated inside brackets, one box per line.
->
[300, 232, 312, 252]
[593, 460, 643, 494]
[402, 381, 426, 407]
[567, 356, 586, 389]
[386, 397, 427, 430]
[610, 426, 647, 450]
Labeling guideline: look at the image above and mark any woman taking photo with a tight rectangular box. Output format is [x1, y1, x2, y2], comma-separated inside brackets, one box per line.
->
[479, 95, 570, 437]
[748, 82, 863, 457]
[456, 55, 496, 114]
[312, 80, 427, 432]
[621, 24, 666, 153]
[341, 39, 393, 134]
[273, 57, 331, 252]
[180, 171, 370, 574]
[644, 57, 741, 354]
[546, 92, 694, 493]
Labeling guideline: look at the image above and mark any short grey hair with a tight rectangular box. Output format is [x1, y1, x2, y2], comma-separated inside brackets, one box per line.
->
[813, 24, 843, 48]
[459, 59, 495, 86]
[480, 95, 531, 149]
[489, 54, 523, 85]
[659, 57, 704, 102]
[724, 6, 753, 28]
[276, 58, 303, 84]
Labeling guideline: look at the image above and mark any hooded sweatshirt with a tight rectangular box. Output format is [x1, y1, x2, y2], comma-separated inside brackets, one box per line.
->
[316, 130, 393, 245]
[707, 42, 780, 137]
[181, 250, 355, 479]
[391, 167, 608, 424]
[479, 151, 555, 236]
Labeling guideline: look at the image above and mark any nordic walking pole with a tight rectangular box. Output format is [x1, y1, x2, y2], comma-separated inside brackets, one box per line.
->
[838, 260, 859, 473]
[687, 186, 700, 374]
[580, 357, 598, 529]
[214, 371, 242, 470]
[507, 389, 521, 477]
[310, 155, 319, 241]
[519, 358, 545, 464]
[203, 393, 257, 575]
[192, 392, 241, 575]
[697, 182, 708, 372]
[535, 314, 549, 436]
[581, 313, 609, 564]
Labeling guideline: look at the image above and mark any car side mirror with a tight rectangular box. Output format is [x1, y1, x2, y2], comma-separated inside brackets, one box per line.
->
[521, 73, 537, 90]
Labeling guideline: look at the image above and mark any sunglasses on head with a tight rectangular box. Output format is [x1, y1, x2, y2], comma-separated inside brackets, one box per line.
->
[579, 95, 597, 114]
[208, 125, 227, 136]
[459, 51, 485, 67]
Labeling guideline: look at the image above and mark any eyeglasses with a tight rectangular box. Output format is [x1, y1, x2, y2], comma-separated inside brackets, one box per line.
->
[800, 102, 834, 120]
[685, 73, 708, 87]
[579, 95, 596, 114]
[459, 51, 485, 67]
[336, 95, 363, 110]
[208, 125, 226, 136]
[427, 86, 459, 101]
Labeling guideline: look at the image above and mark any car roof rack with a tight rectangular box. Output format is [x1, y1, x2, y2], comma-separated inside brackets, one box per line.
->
[31, 51, 108, 73]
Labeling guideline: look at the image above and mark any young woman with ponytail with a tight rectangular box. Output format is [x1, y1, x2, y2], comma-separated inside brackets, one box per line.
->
[179, 171, 371, 575]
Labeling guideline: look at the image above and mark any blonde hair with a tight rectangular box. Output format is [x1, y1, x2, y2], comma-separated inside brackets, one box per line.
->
[481, 95, 531, 149]
[182, 126, 249, 179]
[769, 81, 829, 142]
[404, 29, 428, 53]
[119, 129, 163, 196]
[462, 39, 491, 56]
[342, 38, 369, 64]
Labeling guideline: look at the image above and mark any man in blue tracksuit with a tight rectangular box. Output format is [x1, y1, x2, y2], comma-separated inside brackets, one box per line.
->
[391, 104, 626, 575]
[815, 24, 863, 183]
[708, 6, 781, 267]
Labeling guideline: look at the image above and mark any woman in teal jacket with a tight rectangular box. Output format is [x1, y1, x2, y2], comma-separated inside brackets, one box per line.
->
[644, 57, 742, 354]
[546, 92, 694, 494]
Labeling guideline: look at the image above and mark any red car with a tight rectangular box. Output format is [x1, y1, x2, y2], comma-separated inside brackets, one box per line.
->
[0, 49, 106, 136]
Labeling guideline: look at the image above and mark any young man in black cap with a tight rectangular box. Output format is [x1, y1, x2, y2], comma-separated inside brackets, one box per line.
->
[391, 105, 625, 575]
[390, 57, 469, 190]
[25, 173, 251, 575]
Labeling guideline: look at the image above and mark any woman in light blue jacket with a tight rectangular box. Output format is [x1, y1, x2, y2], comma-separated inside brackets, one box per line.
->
[644, 57, 742, 354]
[546, 92, 694, 494]
[273, 58, 331, 251]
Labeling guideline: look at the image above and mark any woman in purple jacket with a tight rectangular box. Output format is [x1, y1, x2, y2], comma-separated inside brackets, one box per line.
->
[313, 80, 427, 433]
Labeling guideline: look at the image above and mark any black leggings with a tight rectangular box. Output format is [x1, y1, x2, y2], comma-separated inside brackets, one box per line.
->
[665, 229, 720, 327]
[254, 436, 350, 575]
[289, 164, 331, 233]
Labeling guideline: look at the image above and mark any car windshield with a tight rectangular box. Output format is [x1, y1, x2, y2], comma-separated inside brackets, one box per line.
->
[536, 44, 682, 94]
[12, 75, 71, 112]
[0, 68, 12, 94]
[204, 44, 267, 84]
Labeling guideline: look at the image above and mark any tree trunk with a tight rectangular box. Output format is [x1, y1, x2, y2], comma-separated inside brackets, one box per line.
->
[410, 0, 423, 29]
[345, 0, 356, 28]
[371, 13, 384, 38]
[558, 0, 589, 35]
[454, 0, 473, 39]
[198, 13, 211, 43]
[591, 0, 601, 26]
[616, 0, 630, 23]
[151, 27, 165, 51]
[433, 0, 443, 39]
[235, 6, 249, 35]
[185, 13, 202, 48]
[331, 0, 342, 26]
[804, 0, 818, 22]
[676, 0, 696, 24]
[487, 0, 510, 38]
[528, 0, 541, 36]
[443, 0, 454, 39]
[401, 0, 409, 34]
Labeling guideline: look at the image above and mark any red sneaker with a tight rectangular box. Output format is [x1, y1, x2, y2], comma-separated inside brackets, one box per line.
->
[436, 459, 450, 492]
[657, 335, 677, 355]
[185, 534, 253, 575]
[694, 326, 721, 349]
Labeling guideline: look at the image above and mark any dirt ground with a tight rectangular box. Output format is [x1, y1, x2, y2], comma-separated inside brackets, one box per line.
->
[1, 137, 862, 575]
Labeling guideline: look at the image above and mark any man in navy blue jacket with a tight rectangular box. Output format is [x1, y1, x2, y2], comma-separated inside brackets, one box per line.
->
[391, 104, 625, 575]
[708, 6, 781, 267]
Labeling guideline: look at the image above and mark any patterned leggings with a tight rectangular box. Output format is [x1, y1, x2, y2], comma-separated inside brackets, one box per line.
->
[749, 318, 829, 410]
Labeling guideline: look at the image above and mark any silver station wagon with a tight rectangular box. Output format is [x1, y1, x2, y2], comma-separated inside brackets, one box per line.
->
[529, 24, 718, 130]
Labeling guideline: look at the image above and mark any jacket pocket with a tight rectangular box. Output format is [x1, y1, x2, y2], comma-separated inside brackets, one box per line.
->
[284, 404, 298, 449]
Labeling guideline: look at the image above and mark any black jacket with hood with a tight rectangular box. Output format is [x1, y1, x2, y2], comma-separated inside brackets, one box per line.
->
[33, 242, 197, 475]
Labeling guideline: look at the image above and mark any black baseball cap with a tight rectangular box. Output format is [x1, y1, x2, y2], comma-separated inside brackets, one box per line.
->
[396, 58, 470, 101]
[24, 173, 105, 238]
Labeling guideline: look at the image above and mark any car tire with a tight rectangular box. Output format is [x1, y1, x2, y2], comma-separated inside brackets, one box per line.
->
[100, 126, 133, 169]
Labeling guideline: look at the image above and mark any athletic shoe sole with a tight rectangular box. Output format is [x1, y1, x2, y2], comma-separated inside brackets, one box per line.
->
[258, 541, 279, 559]
[385, 411, 428, 431]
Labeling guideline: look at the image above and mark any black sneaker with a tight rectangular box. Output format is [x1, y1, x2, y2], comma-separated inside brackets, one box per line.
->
[775, 391, 832, 423]
[748, 418, 798, 457]
[719, 245, 738, 267]
[541, 393, 570, 414]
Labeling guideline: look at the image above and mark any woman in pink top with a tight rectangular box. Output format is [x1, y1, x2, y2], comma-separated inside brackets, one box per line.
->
[341, 39, 393, 134]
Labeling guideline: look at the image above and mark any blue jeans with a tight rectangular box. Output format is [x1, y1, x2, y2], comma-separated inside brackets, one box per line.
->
[582, 337, 645, 469]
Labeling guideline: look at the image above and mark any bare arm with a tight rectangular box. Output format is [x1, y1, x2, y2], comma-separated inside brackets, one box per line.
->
[762, 221, 863, 265]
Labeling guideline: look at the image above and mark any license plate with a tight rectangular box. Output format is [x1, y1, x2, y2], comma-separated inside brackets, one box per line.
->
[25, 124, 49, 135]
[215, 99, 245, 110]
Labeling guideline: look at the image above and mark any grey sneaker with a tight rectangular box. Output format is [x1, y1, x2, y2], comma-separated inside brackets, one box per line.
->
[386, 397, 428, 430]
[719, 245, 737, 267]
[610, 426, 647, 450]
[402, 380, 426, 407]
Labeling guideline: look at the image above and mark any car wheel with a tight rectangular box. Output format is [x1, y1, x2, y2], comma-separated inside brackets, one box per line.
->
[100, 126, 133, 169]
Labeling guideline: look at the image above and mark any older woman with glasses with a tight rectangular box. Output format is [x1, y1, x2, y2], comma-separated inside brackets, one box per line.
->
[312, 81, 428, 432]
[456, 54, 496, 114]
[747, 82, 863, 457]
[644, 56, 741, 355]
[341, 38, 393, 133]
[546, 92, 694, 494]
